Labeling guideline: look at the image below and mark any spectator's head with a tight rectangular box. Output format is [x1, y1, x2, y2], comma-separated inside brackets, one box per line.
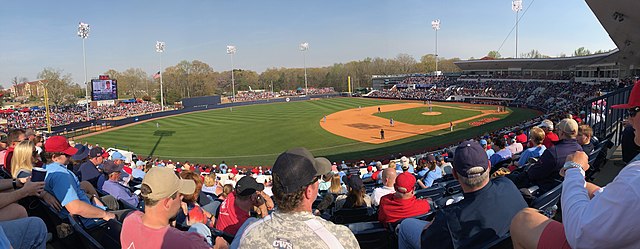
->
[71, 144, 89, 163]
[179, 171, 203, 204]
[538, 119, 554, 132]
[453, 141, 490, 191]
[529, 127, 546, 146]
[43, 136, 77, 165]
[400, 156, 410, 171]
[329, 172, 342, 194]
[612, 82, 640, 145]
[234, 176, 264, 205]
[556, 118, 579, 140]
[479, 139, 488, 150]
[203, 172, 216, 187]
[271, 148, 331, 213]
[394, 172, 416, 199]
[366, 166, 373, 173]
[345, 176, 367, 208]
[103, 160, 124, 182]
[577, 125, 593, 145]
[111, 151, 126, 165]
[25, 128, 36, 141]
[7, 129, 26, 148]
[381, 168, 397, 187]
[140, 167, 195, 220]
[221, 184, 234, 199]
[375, 161, 383, 171]
[88, 146, 107, 165]
[11, 140, 35, 178]
[426, 154, 437, 171]
[493, 136, 506, 150]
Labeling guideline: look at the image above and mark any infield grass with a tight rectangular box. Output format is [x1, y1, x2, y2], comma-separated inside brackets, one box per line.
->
[78, 98, 539, 165]
[373, 106, 483, 125]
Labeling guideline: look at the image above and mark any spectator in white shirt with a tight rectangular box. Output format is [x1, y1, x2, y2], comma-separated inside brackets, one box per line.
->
[370, 168, 397, 206]
[510, 83, 640, 249]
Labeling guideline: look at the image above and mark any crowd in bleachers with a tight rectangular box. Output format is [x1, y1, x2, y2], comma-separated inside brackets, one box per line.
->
[3, 102, 162, 131]
[0, 80, 639, 249]
[231, 87, 336, 102]
[459, 74, 573, 80]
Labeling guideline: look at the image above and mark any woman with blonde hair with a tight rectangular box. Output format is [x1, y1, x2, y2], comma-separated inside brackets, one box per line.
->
[11, 140, 36, 179]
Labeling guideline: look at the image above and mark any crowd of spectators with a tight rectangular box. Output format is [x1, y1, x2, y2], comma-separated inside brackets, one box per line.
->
[3, 102, 162, 131]
[233, 87, 336, 102]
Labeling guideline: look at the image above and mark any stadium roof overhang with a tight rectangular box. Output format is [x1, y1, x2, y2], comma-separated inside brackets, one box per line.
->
[586, 0, 640, 68]
[454, 50, 619, 71]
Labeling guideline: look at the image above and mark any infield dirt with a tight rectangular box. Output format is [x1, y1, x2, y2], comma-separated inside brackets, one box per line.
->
[320, 103, 508, 144]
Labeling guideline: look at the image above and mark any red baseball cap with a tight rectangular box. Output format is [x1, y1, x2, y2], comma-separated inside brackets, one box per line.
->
[44, 136, 78, 156]
[394, 172, 416, 193]
[612, 81, 640, 109]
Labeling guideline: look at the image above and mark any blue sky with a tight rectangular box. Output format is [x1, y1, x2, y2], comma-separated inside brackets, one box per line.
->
[0, 0, 615, 88]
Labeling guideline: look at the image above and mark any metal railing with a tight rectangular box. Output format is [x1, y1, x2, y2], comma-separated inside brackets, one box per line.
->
[582, 85, 633, 146]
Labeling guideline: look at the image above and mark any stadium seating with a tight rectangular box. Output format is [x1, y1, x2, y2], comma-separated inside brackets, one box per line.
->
[530, 181, 563, 218]
[414, 186, 446, 200]
[346, 221, 397, 249]
[331, 207, 377, 224]
[68, 215, 122, 249]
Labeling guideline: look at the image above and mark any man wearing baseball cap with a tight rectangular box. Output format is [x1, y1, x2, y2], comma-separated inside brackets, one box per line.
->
[378, 171, 430, 225]
[43, 136, 118, 225]
[101, 160, 139, 208]
[235, 147, 358, 249]
[121, 167, 210, 248]
[511, 82, 640, 249]
[398, 141, 526, 249]
[214, 176, 265, 248]
[77, 146, 108, 189]
[539, 119, 559, 148]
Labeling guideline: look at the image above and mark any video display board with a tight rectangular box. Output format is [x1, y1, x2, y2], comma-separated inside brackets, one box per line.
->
[91, 75, 118, 101]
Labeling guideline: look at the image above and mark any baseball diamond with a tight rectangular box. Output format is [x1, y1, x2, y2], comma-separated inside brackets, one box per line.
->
[78, 97, 538, 165]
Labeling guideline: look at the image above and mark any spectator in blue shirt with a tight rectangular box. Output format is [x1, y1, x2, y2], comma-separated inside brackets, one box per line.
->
[481, 139, 494, 159]
[516, 127, 546, 166]
[489, 137, 512, 166]
[43, 136, 117, 223]
[101, 161, 139, 208]
[361, 166, 373, 180]
[417, 154, 442, 189]
[132, 160, 146, 179]
[77, 146, 107, 189]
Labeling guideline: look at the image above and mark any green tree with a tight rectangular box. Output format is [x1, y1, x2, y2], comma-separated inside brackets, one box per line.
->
[573, 47, 591, 57]
[487, 51, 502, 59]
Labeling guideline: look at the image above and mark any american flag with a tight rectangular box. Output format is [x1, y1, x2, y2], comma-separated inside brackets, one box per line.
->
[153, 71, 161, 79]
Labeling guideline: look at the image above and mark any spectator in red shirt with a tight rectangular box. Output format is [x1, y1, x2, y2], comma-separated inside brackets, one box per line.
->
[378, 172, 430, 225]
[370, 161, 383, 183]
[3, 129, 26, 175]
[214, 176, 264, 248]
[515, 129, 528, 144]
[539, 119, 559, 148]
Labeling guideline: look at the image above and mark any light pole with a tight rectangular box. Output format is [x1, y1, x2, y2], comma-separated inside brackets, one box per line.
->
[512, 0, 523, 58]
[155, 41, 165, 110]
[77, 22, 90, 119]
[227, 45, 237, 102]
[300, 42, 309, 95]
[431, 19, 440, 75]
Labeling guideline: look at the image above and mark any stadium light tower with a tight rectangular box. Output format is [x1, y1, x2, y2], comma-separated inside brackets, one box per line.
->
[512, 0, 523, 58]
[77, 22, 90, 119]
[155, 41, 165, 111]
[300, 42, 309, 95]
[227, 45, 237, 102]
[431, 19, 440, 75]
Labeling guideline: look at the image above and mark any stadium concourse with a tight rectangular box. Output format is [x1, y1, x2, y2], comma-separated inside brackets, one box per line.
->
[0, 76, 637, 249]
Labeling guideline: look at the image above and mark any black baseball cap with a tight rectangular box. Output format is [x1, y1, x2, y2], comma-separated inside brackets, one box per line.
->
[453, 141, 489, 178]
[347, 176, 364, 190]
[235, 176, 264, 196]
[103, 160, 124, 175]
[272, 147, 331, 193]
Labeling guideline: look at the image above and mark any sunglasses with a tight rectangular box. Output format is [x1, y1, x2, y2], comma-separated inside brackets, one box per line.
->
[628, 107, 640, 117]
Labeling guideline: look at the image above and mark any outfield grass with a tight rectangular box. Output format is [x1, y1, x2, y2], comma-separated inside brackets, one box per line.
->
[79, 98, 539, 165]
[373, 106, 483, 125]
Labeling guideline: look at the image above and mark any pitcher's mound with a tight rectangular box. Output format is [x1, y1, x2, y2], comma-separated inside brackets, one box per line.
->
[421, 112, 442, 116]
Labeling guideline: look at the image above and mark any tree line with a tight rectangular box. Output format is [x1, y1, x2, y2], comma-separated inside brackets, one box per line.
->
[19, 54, 463, 105]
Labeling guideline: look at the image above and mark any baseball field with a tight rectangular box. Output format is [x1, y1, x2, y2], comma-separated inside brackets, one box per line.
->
[78, 98, 540, 165]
